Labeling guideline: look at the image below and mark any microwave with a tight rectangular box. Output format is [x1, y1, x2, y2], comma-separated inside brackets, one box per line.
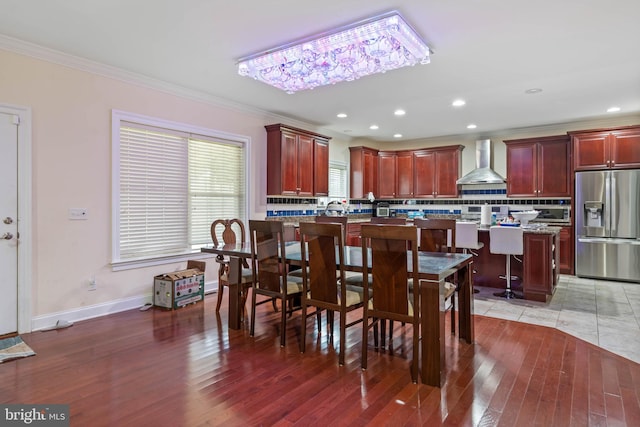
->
[374, 202, 390, 217]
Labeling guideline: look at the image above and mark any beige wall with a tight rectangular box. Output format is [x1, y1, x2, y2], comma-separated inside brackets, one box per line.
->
[0, 48, 352, 320]
[1, 46, 638, 324]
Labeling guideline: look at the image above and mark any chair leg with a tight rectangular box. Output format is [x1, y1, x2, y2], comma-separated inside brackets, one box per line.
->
[300, 301, 307, 354]
[362, 317, 369, 371]
[215, 285, 224, 312]
[250, 287, 257, 337]
[450, 293, 456, 335]
[280, 297, 287, 347]
[272, 298, 279, 312]
[339, 311, 346, 366]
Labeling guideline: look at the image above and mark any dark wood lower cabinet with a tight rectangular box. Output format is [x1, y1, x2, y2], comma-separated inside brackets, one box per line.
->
[346, 223, 362, 246]
[522, 232, 559, 302]
[559, 225, 573, 275]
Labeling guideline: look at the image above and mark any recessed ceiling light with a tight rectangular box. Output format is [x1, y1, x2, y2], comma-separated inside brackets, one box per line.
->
[394, 109, 406, 116]
[525, 88, 543, 94]
[467, 124, 477, 129]
[337, 113, 348, 118]
[369, 124, 379, 130]
[393, 133, 403, 138]
[452, 99, 466, 107]
[607, 106, 621, 113]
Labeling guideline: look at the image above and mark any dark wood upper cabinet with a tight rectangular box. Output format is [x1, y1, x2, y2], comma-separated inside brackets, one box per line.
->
[349, 146, 379, 199]
[265, 124, 330, 196]
[414, 145, 463, 198]
[351, 145, 462, 199]
[378, 151, 398, 198]
[505, 135, 571, 197]
[396, 151, 414, 198]
[570, 125, 640, 171]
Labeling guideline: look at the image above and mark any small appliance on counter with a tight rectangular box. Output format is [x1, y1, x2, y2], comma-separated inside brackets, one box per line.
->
[373, 201, 390, 217]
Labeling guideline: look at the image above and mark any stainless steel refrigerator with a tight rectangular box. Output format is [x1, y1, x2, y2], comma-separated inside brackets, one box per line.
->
[575, 169, 640, 282]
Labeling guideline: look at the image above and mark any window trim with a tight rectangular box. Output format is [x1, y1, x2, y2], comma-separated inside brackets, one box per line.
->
[111, 110, 251, 271]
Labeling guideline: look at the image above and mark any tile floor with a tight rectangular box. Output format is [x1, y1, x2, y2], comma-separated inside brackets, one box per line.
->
[473, 274, 640, 364]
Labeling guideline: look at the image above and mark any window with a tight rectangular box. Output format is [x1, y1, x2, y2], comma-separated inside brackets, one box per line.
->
[328, 161, 348, 200]
[112, 111, 249, 269]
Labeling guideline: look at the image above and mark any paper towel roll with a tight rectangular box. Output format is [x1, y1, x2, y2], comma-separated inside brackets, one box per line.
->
[480, 204, 492, 226]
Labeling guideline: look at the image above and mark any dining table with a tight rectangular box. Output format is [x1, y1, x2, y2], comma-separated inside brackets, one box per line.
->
[201, 242, 474, 387]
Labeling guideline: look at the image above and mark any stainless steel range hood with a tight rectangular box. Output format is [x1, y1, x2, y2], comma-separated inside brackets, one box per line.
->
[456, 139, 505, 185]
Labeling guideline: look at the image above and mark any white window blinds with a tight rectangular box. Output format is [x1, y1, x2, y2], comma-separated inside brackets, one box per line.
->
[328, 163, 348, 199]
[115, 116, 247, 263]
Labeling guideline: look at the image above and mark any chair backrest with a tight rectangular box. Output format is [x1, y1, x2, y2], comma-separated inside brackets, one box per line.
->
[414, 218, 456, 253]
[299, 222, 343, 305]
[360, 224, 419, 318]
[314, 215, 348, 241]
[370, 217, 407, 225]
[211, 218, 246, 246]
[489, 226, 524, 255]
[455, 221, 479, 249]
[249, 220, 287, 293]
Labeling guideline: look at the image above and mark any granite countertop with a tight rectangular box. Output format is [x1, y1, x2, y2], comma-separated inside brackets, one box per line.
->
[478, 224, 561, 234]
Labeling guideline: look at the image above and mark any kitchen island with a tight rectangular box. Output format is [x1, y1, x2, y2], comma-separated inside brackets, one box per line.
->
[474, 225, 560, 302]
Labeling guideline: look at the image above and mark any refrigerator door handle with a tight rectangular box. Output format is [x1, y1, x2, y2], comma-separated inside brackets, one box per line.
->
[610, 174, 616, 234]
[604, 172, 611, 235]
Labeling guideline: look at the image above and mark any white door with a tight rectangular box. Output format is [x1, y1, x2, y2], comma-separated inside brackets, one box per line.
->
[0, 112, 19, 335]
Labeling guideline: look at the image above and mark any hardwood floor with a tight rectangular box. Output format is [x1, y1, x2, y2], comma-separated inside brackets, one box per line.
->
[2, 293, 640, 426]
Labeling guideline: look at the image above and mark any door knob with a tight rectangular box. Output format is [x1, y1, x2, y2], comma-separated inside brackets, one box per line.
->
[3, 217, 12, 224]
[2, 232, 13, 240]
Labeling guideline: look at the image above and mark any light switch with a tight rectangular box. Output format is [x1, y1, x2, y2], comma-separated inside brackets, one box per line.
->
[69, 208, 88, 220]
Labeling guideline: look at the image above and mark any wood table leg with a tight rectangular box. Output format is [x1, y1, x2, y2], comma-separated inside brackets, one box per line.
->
[457, 263, 475, 343]
[227, 256, 242, 330]
[420, 279, 445, 387]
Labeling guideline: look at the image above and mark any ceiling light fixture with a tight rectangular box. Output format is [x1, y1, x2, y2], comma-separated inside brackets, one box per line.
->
[237, 11, 431, 94]
[393, 133, 403, 138]
[607, 106, 621, 113]
[394, 109, 406, 116]
[525, 88, 543, 94]
[452, 99, 466, 107]
[369, 124, 379, 130]
[337, 113, 348, 118]
[466, 124, 477, 129]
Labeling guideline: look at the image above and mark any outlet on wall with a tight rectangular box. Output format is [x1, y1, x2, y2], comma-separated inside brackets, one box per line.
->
[88, 277, 96, 291]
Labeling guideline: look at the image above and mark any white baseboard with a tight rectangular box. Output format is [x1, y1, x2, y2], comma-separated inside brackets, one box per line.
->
[31, 281, 218, 332]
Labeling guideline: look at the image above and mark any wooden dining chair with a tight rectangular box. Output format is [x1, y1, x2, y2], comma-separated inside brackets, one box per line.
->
[360, 224, 420, 383]
[414, 218, 458, 335]
[211, 219, 254, 313]
[298, 222, 364, 365]
[248, 220, 304, 347]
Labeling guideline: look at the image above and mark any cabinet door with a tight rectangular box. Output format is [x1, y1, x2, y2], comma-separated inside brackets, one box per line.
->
[413, 150, 435, 197]
[313, 139, 329, 196]
[506, 142, 537, 197]
[538, 138, 570, 197]
[346, 223, 362, 247]
[396, 152, 414, 198]
[434, 149, 460, 198]
[610, 128, 640, 168]
[378, 152, 397, 198]
[362, 149, 378, 196]
[523, 233, 554, 298]
[559, 226, 573, 274]
[280, 131, 299, 195]
[573, 132, 609, 170]
[296, 134, 314, 196]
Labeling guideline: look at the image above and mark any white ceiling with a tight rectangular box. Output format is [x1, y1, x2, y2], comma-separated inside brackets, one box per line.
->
[1, 0, 639, 141]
